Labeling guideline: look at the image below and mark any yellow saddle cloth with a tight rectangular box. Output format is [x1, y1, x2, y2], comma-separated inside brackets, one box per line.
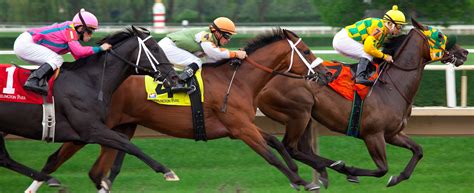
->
[145, 69, 204, 106]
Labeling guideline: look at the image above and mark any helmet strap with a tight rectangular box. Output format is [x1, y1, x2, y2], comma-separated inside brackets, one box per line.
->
[211, 23, 224, 46]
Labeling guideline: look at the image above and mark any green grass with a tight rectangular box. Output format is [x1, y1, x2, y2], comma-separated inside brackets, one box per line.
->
[1, 136, 473, 193]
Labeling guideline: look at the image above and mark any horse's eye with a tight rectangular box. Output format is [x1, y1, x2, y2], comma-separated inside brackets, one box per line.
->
[438, 33, 444, 39]
[304, 50, 311, 55]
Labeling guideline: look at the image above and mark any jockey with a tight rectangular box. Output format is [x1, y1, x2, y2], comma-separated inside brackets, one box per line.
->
[158, 17, 247, 90]
[332, 5, 407, 86]
[13, 9, 112, 95]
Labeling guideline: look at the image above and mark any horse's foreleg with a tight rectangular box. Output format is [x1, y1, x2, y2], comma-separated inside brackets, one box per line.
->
[260, 132, 299, 173]
[336, 133, 389, 178]
[385, 132, 423, 187]
[234, 124, 319, 191]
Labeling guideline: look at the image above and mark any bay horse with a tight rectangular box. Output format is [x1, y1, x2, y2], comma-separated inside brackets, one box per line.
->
[0, 26, 179, 191]
[256, 18, 469, 188]
[28, 29, 328, 192]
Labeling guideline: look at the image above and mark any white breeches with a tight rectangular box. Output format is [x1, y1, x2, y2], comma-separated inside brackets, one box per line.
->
[332, 29, 373, 61]
[13, 32, 63, 70]
[158, 37, 203, 70]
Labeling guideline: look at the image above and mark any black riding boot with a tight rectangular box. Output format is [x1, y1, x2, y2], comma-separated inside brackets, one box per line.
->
[24, 63, 54, 95]
[355, 58, 374, 86]
[172, 63, 200, 92]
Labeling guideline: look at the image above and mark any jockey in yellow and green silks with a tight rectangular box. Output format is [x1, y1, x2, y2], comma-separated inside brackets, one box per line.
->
[332, 5, 407, 86]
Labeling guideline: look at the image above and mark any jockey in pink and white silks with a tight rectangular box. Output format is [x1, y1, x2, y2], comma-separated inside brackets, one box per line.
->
[13, 9, 112, 95]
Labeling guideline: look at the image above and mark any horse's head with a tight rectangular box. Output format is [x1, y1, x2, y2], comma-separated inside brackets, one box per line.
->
[99, 26, 178, 87]
[243, 28, 324, 78]
[411, 18, 468, 67]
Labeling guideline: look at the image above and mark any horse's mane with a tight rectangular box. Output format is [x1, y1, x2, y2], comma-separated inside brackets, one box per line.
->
[373, 34, 408, 64]
[97, 27, 137, 45]
[61, 27, 138, 71]
[203, 28, 296, 68]
[244, 28, 296, 55]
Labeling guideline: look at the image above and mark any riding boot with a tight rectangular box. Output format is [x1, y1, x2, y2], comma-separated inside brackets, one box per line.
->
[24, 63, 55, 95]
[354, 58, 374, 86]
[172, 63, 200, 93]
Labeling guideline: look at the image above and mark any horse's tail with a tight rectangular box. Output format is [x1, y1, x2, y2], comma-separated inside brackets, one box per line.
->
[297, 119, 318, 155]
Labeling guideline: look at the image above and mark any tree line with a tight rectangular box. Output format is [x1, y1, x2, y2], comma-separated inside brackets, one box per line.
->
[0, 0, 472, 26]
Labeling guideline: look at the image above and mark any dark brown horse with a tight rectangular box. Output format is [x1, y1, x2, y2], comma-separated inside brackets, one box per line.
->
[256, 19, 468, 188]
[29, 29, 328, 192]
[0, 26, 180, 191]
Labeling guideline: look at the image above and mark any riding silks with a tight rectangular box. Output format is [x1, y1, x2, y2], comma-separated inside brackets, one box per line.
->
[145, 69, 204, 106]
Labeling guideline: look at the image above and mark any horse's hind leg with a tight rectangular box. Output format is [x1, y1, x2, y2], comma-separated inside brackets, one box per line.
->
[82, 124, 177, 180]
[385, 132, 423, 187]
[89, 124, 138, 191]
[0, 135, 60, 188]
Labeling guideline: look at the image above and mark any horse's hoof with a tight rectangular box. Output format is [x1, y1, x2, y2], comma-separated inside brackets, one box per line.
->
[46, 178, 61, 187]
[98, 187, 110, 193]
[289, 183, 300, 191]
[318, 177, 329, 189]
[347, 175, 359, 183]
[304, 182, 320, 191]
[100, 178, 112, 192]
[164, 170, 180, 181]
[387, 175, 399, 187]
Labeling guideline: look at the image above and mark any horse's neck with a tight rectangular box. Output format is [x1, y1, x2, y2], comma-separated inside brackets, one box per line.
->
[375, 40, 427, 108]
[240, 53, 288, 99]
[64, 53, 133, 99]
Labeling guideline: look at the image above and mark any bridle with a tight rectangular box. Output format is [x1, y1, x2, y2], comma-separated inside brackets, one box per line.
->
[384, 28, 455, 104]
[244, 37, 324, 79]
[108, 35, 173, 80]
[97, 33, 174, 101]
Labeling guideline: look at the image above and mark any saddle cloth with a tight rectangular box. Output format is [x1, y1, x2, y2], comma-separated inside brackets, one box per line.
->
[0, 64, 54, 104]
[323, 61, 379, 100]
[145, 69, 204, 106]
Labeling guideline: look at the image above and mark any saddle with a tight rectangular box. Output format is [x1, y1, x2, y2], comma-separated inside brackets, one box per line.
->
[0, 64, 57, 142]
[322, 61, 379, 100]
[146, 71, 207, 141]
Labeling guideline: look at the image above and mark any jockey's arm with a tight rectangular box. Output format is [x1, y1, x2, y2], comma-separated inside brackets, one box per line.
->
[200, 41, 237, 61]
[68, 40, 101, 60]
[363, 36, 385, 59]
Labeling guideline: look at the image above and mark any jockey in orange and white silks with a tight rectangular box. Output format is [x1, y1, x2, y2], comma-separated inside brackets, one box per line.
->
[13, 9, 112, 95]
[158, 17, 247, 89]
[332, 5, 407, 86]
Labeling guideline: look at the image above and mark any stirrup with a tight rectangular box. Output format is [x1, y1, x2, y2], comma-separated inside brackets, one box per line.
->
[355, 78, 374, 86]
[170, 85, 196, 94]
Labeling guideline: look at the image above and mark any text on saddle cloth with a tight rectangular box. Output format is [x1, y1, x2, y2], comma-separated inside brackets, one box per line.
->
[145, 69, 204, 106]
[0, 64, 55, 104]
[322, 61, 379, 100]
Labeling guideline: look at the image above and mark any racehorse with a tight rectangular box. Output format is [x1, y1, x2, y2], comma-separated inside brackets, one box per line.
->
[28, 28, 328, 192]
[256, 18, 469, 188]
[0, 26, 179, 191]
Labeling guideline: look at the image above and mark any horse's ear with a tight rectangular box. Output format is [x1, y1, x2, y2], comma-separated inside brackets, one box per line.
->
[131, 25, 139, 34]
[283, 29, 299, 39]
[411, 18, 428, 30]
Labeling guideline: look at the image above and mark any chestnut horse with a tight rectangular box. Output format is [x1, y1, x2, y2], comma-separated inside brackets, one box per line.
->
[29, 29, 328, 192]
[256, 19, 469, 188]
[0, 26, 179, 191]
